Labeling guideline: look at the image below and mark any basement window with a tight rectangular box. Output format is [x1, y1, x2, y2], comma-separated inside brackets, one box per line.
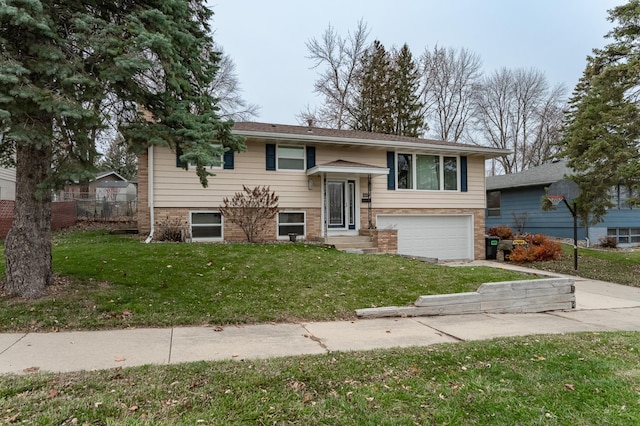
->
[190, 211, 223, 241]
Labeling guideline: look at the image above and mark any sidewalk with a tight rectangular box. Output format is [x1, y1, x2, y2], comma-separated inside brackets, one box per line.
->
[2, 262, 640, 375]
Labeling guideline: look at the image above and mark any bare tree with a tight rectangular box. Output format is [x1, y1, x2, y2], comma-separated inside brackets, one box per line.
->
[473, 68, 565, 174]
[420, 46, 482, 141]
[209, 44, 260, 121]
[300, 20, 370, 128]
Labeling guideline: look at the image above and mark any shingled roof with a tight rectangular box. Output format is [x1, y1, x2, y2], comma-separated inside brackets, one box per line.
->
[232, 122, 510, 158]
[486, 160, 573, 191]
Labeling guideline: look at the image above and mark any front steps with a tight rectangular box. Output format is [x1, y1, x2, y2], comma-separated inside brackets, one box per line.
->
[326, 235, 377, 254]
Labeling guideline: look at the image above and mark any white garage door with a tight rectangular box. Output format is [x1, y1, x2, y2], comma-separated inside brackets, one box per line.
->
[376, 215, 473, 261]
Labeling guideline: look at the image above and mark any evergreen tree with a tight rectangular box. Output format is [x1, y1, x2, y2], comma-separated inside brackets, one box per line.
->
[391, 44, 425, 137]
[0, 1, 245, 298]
[562, 0, 640, 222]
[351, 40, 394, 133]
[99, 135, 138, 181]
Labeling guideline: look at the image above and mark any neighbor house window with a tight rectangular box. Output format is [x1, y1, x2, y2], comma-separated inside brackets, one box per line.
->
[190, 211, 223, 241]
[608, 227, 640, 244]
[487, 191, 501, 217]
[609, 184, 638, 209]
[278, 211, 305, 238]
[277, 146, 305, 170]
[397, 153, 459, 191]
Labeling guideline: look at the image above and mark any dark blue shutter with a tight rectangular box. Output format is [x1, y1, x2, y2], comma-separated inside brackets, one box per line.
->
[176, 145, 185, 168]
[306, 146, 316, 169]
[266, 144, 276, 170]
[223, 150, 234, 169]
[460, 156, 468, 192]
[386, 151, 395, 190]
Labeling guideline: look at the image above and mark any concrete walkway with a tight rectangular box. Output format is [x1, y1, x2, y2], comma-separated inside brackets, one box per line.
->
[2, 262, 640, 375]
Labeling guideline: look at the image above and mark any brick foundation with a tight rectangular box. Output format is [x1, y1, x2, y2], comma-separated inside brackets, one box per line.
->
[360, 228, 398, 253]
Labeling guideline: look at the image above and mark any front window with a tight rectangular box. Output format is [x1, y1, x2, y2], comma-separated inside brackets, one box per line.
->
[487, 191, 501, 217]
[416, 155, 439, 190]
[190, 211, 222, 241]
[278, 211, 305, 237]
[277, 146, 305, 170]
[397, 153, 459, 191]
[397, 154, 413, 189]
[444, 157, 458, 190]
[188, 144, 223, 170]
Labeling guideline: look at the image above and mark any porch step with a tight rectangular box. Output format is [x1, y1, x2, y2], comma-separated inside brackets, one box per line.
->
[328, 236, 377, 253]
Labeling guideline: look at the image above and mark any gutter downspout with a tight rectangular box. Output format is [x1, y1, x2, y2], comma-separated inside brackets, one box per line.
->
[144, 145, 155, 243]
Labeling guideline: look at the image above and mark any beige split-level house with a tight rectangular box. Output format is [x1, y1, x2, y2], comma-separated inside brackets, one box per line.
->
[138, 122, 509, 261]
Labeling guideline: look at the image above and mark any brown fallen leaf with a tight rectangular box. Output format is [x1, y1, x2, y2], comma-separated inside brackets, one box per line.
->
[214, 325, 224, 332]
[115, 356, 126, 362]
[47, 389, 59, 399]
[565, 383, 576, 391]
[128, 405, 139, 412]
[23, 366, 40, 372]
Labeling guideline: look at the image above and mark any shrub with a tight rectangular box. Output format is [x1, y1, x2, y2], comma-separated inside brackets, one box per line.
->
[487, 225, 514, 240]
[599, 235, 618, 249]
[508, 234, 562, 262]
[219, 186, 279, 243]
[156, 216, 186, 242]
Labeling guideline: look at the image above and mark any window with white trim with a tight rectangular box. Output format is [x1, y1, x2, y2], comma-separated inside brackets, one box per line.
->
[277, 146, 305, 170]
[487, 191, 501, 217]
[189, 144, 223, 170]
[396, 153, 459, 191]
[278, 211, 305, 238]
[190, 211, 223, 241]
[607, 227, 640, 244]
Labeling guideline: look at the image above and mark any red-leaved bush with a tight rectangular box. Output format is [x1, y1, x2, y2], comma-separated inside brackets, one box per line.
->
[508, 234, 562, 263]
[487, 225, 514, 240]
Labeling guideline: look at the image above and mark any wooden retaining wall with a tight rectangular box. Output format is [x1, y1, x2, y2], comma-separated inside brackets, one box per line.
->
[356, 278, 575, 319]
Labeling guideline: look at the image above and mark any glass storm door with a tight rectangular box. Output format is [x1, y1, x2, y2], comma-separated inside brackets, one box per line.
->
[328, 181, 345, 228]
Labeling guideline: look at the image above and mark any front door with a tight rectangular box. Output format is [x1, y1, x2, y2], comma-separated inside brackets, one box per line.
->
[327, 179, 357, 230]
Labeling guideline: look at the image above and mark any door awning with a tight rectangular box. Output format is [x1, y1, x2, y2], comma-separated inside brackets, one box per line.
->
[306, 159, 389, 176]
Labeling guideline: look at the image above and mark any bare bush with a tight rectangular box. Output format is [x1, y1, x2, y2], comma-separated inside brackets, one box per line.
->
[219, 186, 279, 243]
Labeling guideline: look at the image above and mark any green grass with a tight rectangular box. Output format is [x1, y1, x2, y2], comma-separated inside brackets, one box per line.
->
[2, 332, 640, 425]
[0, 230, 532, 332]
[528, 244, 640, 286]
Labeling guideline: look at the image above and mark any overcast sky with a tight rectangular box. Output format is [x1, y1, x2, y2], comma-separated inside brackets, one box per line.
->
[209, 0, 622, 126]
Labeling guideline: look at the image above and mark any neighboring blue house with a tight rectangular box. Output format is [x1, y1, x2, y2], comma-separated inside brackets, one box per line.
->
[486, 160, 640, 247]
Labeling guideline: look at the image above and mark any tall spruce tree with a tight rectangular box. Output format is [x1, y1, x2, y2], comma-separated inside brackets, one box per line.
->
[0, 1, 244, 298]
[562, 0, 640, 222]
[352, 40, 394, 133]
[391, 44, 425, 137]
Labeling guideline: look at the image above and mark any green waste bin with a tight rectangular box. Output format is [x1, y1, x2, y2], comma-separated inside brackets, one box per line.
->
[485, 236, 499, 260]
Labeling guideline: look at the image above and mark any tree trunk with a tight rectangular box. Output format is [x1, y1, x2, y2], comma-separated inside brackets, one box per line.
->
[3, 142, 53, 298]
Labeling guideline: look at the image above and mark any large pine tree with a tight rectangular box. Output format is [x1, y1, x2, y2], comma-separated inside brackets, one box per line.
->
[562, 0, 640, 222]
[0, 1, 244, 298]
[352, 40, 394, 133]
[391, 44, 425, 137]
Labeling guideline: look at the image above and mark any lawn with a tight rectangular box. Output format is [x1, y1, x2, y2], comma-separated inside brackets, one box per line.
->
[2, 331, 639, 425]
[0, 230, 532, 332]
[528, 244, 640, 286]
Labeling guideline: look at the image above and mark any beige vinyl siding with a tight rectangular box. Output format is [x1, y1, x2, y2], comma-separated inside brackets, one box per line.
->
[153, 142, 320, 208]
[314, 147, 486, 209]
[153, 141, 487, 210]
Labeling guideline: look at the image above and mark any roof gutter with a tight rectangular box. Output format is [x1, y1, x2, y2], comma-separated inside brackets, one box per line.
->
[232, 129, 512, 158]
[144, 145, 155, 244]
